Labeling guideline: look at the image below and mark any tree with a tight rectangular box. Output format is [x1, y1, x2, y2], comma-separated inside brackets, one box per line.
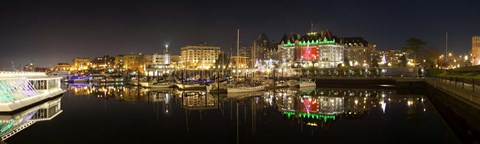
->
[343, 57, 351, 67]
[402, 38, 427, 60]
[370, 55, 379, 67]
[420, 47, 441, 68]
[399, 55, 408, 67]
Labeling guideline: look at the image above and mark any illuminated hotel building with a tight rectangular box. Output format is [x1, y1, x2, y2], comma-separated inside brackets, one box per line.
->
[180, 43, 221, 69]
[472, 36, 480, 65]
[114, 54, 147, 72]
[71, 57, 91, 71]
[339, 37, 375, 67]
[279, 30, 344, 68]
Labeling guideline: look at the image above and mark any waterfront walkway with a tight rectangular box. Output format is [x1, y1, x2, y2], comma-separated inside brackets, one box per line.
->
[427, 77, 480, 110]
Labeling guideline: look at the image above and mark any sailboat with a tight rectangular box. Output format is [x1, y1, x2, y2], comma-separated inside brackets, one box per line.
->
[287, 79, 316, 88]
[227, 29, 266, 93]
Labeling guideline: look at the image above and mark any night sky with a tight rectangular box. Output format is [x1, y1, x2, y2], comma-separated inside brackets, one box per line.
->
[1, 0, 480, 69]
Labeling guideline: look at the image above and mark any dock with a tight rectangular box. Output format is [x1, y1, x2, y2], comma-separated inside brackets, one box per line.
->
[0, 71, 64, 112]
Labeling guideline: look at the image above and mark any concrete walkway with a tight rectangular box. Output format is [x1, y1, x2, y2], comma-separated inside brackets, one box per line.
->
[427, 78, 480, 110]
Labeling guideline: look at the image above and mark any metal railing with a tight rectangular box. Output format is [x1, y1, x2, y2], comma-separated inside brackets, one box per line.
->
[433, 76, 479, 92]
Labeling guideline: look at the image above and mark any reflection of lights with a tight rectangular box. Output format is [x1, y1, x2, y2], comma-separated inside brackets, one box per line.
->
[381, 101, 386, 113]
[354, 100, 358, 105]
[306, 122, 318, 127]
[407, 100, 413, 107]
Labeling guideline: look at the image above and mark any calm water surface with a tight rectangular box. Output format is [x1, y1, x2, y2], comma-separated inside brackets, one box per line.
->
[3, 83, 454, 143]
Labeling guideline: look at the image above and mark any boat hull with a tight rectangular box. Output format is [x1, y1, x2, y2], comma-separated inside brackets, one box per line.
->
[175, 83, 206, 90]
[227, 86, 265, 93]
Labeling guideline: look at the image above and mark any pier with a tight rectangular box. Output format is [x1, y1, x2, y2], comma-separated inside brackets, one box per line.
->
[0, 71, 64, 112]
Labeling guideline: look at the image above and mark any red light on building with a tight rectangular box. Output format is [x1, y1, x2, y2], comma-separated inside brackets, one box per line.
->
[302, 97, 318, 113]
[301, 45, 318, 61]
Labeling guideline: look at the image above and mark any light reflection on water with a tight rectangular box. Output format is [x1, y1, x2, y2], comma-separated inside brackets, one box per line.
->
[5, 83, 453, 143]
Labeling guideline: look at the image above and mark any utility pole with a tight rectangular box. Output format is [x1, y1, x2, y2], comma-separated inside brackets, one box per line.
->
[445, 32, 448, 64]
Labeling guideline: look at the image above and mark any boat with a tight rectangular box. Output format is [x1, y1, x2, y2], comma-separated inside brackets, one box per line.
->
[287, 80, 299, 87]
[48, 70, 69, 81]
[150, 82, 174, 89]
[67, 75, 91, 83]
[128, 77, 140, 86]
[227, 85, 265, 93]
[275, 80, 289, 88]
[288, 79, 316, 88]
[175, 83, 205, 90]
[140, 81, 151, 87]
[130, 77, 152, 87]
[227, 91, 264, 98]
[299, 81, 316, 88]
[206, 80, 228, 93]
[175, 80, 206, 90]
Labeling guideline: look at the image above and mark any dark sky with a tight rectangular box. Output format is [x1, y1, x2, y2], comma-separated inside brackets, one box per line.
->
[1, 0, 480, 69]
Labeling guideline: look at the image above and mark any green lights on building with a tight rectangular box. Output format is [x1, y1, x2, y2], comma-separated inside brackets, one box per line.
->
[285, 37, 336, 47]
[283, 111, 336, 122]
[298, 40, 319, 46]
[319, 37, 335, 45]
[283, 40, 295, 47]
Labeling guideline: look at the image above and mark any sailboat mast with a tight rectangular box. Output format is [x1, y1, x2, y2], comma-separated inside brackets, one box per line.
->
[237, 29, 240, 56]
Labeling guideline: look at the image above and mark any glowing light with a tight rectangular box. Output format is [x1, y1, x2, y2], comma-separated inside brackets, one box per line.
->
[283, 111, 336, 122]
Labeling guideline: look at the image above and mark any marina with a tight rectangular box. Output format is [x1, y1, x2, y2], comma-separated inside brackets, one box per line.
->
[1, 83, 461, 143]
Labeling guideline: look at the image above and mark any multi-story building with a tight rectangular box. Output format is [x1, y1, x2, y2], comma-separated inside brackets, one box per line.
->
[180, 43, 221, 70]
[230, 56, 249, 69]
[278, 34, 300, 67]
[472, 36, 480, 65]
[238, 46, 252, 67]
[114, 54, 146, 73]
[278, 30, 344, 68]
[91, 55, 115, 69]
[54, 63, 70, 71]
[145, 45, 175, 76]
[338, 37, 375, 67]
[252, 33, 278, 66]
[380, 49, 404, 67]
[23, 63, 34, 71]
[71, 58, 91, 71]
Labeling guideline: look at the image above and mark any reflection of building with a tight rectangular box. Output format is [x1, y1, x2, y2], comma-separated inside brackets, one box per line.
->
[0, 97, 62, 141]
[317, 96, 343, 115]
[472, 36, 480, 65]
[182, 94, 219, 110]
[180, 43, 221, 70]
[72, 57, 91, 71]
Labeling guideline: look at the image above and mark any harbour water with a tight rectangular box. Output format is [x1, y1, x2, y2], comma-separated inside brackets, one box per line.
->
[4, 83, 455, 143]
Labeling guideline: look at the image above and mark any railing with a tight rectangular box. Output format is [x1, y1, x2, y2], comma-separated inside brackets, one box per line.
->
[433, 76, 479, 92]
[0, 71, 46, 78]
